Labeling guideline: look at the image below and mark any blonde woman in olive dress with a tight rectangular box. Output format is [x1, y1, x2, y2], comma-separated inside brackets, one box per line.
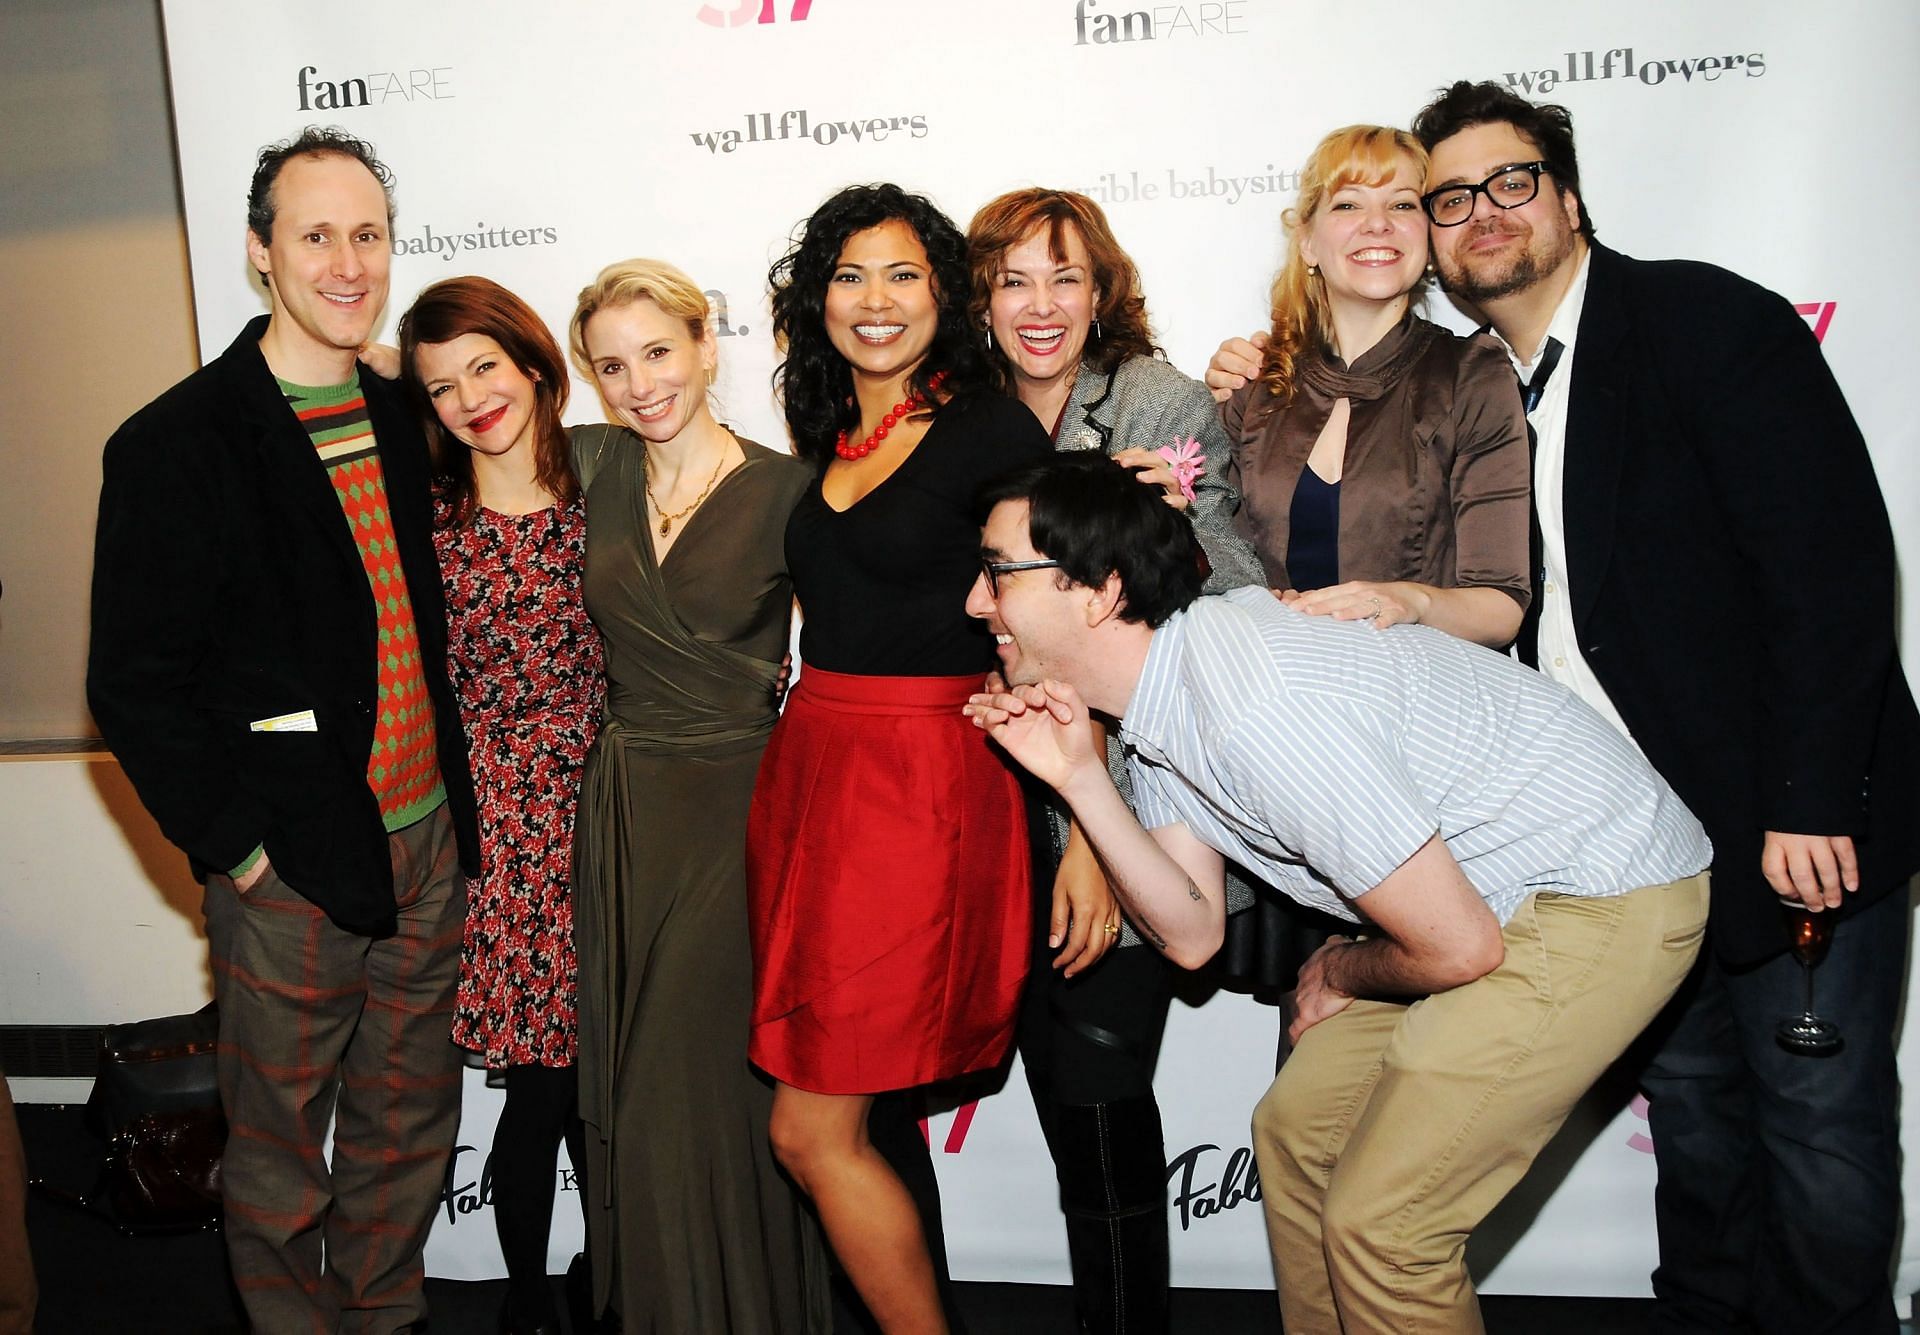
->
[567, 259, 827, 1334]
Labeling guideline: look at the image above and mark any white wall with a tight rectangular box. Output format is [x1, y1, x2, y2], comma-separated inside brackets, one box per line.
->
[0, 755, 210, 1101]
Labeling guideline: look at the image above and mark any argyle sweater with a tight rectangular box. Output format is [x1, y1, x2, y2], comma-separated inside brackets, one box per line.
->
[279, 372, 446, 831]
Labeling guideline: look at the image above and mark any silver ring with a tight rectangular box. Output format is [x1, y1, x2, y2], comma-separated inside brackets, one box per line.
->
[1367, 596, 1382, 620]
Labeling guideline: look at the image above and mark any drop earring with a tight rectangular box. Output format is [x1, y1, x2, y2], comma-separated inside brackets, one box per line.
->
[1092, 317, 1103, 341]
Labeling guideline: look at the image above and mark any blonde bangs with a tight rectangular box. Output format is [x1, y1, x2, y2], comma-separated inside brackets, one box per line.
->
[1311, 126, 1428, 199]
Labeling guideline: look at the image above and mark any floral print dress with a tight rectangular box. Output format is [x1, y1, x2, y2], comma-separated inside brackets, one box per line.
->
[434, 495, 604, 1068]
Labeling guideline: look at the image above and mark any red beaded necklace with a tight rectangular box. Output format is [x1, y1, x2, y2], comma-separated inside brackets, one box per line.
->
[834, 374, 944, 461]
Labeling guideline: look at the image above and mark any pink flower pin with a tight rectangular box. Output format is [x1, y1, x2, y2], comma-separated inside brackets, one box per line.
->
[1155, 436, 1207, 503]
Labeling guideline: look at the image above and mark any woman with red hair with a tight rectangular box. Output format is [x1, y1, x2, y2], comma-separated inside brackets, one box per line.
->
[400, 277, 604, 1335]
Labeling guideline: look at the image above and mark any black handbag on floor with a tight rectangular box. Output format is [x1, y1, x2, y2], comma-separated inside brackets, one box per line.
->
[76, 1003, 226, 1232]
[86, 1004, 220, 1141]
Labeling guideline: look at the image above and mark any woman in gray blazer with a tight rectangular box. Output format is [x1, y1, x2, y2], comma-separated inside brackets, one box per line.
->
[966, 187, 1264, 1335]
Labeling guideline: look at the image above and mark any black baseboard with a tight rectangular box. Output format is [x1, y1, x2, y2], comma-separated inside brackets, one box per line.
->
[0, 1027, 101, 1079]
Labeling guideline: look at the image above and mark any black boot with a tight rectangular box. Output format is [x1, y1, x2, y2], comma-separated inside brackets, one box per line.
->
[1051, 1097, 1171, 1335]
[496, 1291, 561, 1335]
[565, 1250, 616, 1334]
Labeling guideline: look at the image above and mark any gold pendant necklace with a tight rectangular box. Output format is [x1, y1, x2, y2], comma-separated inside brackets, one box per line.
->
[645, 442, 729, 539]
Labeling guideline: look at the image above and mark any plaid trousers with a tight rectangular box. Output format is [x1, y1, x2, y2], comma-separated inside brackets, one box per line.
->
[204, 803, 466, 1335]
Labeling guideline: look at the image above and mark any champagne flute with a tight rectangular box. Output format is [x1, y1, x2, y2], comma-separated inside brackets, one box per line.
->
[1775, 904, 1842, 1056]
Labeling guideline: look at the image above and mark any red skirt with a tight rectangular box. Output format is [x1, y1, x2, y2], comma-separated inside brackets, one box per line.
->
[747, 667, 1031, 1094]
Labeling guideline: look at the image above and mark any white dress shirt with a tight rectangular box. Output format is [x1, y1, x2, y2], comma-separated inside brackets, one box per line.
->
[1491, 252, 1639, 749]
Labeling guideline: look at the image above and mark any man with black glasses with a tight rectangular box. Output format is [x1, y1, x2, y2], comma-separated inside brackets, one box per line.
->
[965, 452, 1712, 1334]
[1211, 80, 1920, 1335]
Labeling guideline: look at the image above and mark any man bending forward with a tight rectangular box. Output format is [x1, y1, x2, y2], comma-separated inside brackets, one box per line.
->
[965, 452, 1710, 1334]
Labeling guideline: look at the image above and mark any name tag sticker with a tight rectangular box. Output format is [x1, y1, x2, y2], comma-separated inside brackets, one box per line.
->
[250, 709, 318, 733]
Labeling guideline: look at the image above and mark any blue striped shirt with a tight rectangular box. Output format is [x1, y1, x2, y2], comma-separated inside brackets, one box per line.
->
[1118, 588, 1711, 925]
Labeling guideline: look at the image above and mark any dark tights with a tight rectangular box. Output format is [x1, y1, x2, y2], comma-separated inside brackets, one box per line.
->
[492, 1063, 586, 1326]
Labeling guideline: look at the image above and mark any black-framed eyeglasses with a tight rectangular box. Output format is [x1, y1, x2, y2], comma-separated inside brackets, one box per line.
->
[980, 557, 1063, 597]
[1420, 162, 1551, 227]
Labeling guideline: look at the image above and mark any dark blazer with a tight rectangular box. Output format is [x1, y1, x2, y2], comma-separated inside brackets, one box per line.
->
[1532, 242, 1920, 965]
[88, 315, 480, 937]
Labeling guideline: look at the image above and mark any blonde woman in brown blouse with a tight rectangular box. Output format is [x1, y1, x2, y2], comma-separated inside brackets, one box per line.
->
[1219, 124, 1531, 648]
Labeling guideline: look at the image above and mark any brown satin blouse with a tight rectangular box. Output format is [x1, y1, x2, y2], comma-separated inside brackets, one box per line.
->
[1221, 312, 1532, 609]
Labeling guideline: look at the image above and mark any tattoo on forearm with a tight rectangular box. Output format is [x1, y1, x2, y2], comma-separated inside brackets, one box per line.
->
[1138, 920, 1169, 949]
[1186, 879, 1204, 902]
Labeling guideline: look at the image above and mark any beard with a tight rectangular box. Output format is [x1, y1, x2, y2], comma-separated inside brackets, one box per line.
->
[1438, 217, 1576, 303]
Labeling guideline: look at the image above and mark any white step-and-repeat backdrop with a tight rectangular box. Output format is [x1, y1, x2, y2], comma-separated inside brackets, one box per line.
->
[158, 0, 1920, 1297]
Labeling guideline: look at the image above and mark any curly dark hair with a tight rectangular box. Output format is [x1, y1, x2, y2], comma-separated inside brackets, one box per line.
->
[246, 125, 394, 244]
[1411, 81, 1595, 239]
[977, 452, 1203, 628]
[966, 188, 1159, 388]
[768, 183, 991, 467]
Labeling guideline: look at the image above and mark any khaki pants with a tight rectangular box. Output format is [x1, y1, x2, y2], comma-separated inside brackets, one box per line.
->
[1254, 873, 1709, 1334]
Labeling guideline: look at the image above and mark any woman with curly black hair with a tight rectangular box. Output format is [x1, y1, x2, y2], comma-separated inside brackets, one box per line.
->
[747, 183, 1052, 1332]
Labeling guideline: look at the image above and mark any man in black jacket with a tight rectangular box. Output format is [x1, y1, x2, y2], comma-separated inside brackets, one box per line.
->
[88, 127, 479, 1335]
[1407, 83, 1919, 1334]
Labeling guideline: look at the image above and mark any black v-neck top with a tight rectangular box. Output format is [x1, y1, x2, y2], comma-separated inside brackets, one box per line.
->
[787, 391, 1052, 675]
[1286, 465, 1341, 593]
